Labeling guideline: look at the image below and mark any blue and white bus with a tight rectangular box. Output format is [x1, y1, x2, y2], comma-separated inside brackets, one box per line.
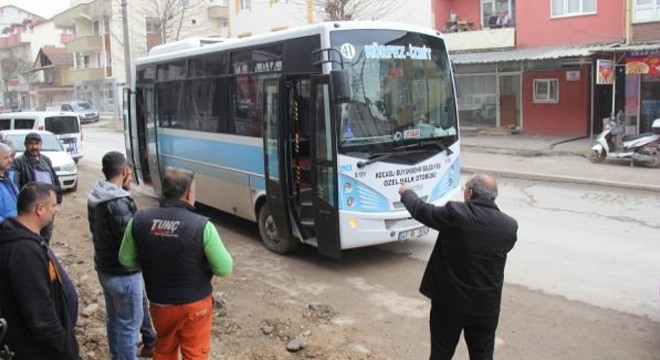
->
[123, 21, 460, 258]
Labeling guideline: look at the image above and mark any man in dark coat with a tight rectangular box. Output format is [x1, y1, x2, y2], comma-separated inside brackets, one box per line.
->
[399, 174, 518, 360]
[0, 182, 79, 360]
[11, 132, 62, 242]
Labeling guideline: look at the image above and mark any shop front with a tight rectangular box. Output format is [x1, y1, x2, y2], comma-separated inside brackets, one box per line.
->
[624, 50, 660, 134]
[454, 62, 522, 130]
[452, 46, 593, 136]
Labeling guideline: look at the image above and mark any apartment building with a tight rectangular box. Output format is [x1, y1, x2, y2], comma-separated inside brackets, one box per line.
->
[53, 0, 230, 118]
[435, 0, 640, 136]
[0, 6, 68, 111]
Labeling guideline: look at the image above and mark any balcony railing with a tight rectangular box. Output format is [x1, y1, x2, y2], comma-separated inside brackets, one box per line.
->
[66, 35, 103, 52]
[0, 33, 26, 48]
[53, 0, 112, 27]
[444, 27, 515, 52]
[70, 66, 105, 81]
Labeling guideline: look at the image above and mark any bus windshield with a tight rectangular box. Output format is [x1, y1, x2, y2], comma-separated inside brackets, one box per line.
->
[330, 30, 458, 154]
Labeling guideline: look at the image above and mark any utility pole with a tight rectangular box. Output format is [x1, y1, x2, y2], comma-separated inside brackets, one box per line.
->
[122, 0, 131, 87]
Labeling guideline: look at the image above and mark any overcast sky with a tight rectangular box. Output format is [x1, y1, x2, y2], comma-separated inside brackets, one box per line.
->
[0, 0, 70, 19]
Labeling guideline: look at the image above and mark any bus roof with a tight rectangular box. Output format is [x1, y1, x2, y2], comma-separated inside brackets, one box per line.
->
[147, 37, 232, 56]
[135, 21, 444, 66]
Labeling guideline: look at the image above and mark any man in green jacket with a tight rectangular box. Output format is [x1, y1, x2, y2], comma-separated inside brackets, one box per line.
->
[119, 167, 232, 360]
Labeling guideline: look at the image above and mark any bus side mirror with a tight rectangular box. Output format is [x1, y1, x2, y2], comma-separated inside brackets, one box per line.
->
[330, 70, 350, 103]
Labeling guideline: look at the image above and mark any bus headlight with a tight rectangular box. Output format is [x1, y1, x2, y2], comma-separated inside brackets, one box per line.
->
[346, 197, 355, 207]
[344, 182, 352, 193]
[349, 219, 359, 229]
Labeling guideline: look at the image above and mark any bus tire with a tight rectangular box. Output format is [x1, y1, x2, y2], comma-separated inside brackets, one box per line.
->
[258, 204, 298, 254]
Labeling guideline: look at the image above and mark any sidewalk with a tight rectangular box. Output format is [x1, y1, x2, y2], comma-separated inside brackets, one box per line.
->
[461, 133, 660, 192]
[92, 120, 659, 192]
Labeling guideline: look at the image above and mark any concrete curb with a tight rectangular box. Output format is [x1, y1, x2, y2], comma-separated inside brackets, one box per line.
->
[462, 145, 591, 158]
[461, 144, 548, 157]
[462, 165, 660, 193]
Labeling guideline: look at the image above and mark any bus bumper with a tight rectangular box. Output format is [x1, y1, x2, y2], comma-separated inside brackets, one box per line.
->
[338, 209, 431, 249]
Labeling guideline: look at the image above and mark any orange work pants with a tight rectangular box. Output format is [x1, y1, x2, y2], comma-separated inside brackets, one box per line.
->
[149, 295, 213, 360]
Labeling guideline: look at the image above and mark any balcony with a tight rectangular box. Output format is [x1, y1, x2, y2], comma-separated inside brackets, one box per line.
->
[66, 35, 103, 52]
[444, 27, 515, 52]
[0, 33, 28, 48]
[208, 4, 229, 19]
[70, 66, 105, 81]
[53, 0, 111, 27]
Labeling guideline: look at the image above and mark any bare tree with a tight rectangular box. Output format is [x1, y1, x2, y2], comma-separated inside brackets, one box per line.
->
[300, 0, 403, 21]
[141, 0, 209, 45]
[0, 57, 31, 109]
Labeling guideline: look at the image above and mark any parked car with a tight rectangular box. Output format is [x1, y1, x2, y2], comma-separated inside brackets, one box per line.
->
[0, 130, 78, 192]
[60, 101, 99, 123]
[0, 111, 83, 163]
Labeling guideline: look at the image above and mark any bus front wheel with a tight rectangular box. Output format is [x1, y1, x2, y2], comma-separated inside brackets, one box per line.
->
[258, 204, 299, 254]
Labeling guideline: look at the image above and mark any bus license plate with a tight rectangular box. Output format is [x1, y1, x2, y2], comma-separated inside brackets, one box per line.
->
[398, 226, 429, 241]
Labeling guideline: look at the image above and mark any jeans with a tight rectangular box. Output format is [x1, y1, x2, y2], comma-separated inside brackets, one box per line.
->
[140, 293, 156, 349]
[98, 271, 146, 360]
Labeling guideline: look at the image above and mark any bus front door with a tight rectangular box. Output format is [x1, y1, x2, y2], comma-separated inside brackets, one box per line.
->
[144, 85, 162, 194]
[262, 78, 294, 253]
[311, 77, 341, 259]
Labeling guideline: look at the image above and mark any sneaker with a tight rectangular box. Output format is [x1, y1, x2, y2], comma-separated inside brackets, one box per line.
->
[138, 346, 154, 358]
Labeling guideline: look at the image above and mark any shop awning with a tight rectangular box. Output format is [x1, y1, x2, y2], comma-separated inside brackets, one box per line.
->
[592, 42, 660, 52]
[450, 46, 596, 64]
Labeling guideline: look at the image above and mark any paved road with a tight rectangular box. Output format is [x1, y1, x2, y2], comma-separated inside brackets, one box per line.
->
[81, 124, 126, 165]
[77, 126, 660, 357]
[381, 177, 660, 323]
[81, 126, 660, 322]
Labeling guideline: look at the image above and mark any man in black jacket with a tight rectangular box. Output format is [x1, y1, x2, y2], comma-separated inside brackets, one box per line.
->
[399, 174, 518, 360]
[11, 132, 62, 243]
[0, 182, 79, 360]
[87, 151, 155, 359]
[119, 167, 233, 359]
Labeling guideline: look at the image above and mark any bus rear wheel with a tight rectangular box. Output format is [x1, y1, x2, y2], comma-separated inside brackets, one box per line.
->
[258, 204, 299, 254]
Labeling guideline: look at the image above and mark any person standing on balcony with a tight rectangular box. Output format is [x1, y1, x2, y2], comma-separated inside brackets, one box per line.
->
[496, 10, 511, 27]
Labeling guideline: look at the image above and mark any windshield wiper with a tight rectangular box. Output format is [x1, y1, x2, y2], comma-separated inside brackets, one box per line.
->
[356, 149, 426, 169]
[394, 140, 454, 156]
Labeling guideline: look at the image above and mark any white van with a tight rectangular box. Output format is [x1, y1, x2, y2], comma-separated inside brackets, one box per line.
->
[0, 111, 83, 162]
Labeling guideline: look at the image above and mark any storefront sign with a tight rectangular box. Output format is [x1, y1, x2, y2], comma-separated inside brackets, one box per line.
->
[625, 74, 640, 112]
[596, 59, 614, 84]
[566, 70, 580, 81]
[626, 51, 660, 75]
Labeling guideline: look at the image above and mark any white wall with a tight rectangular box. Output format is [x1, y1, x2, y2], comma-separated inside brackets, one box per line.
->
[232, 1, 309, 36]
[24, 22, 67, 59]
[230, 0, 433, 37]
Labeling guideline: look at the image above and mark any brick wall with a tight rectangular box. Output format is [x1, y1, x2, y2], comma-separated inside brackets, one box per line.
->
[632, 22, 660, 43]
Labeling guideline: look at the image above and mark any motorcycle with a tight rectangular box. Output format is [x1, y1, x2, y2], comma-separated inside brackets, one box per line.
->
[589, 118, 660, 167]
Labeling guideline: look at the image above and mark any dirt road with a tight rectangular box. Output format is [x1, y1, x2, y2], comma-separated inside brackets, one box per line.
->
[49, 160, 660, 359]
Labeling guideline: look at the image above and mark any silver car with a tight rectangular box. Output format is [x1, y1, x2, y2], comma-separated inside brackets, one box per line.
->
[61, 101, 99, 124]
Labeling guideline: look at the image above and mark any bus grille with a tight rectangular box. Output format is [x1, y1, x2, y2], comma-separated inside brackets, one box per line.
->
[392, 195, 427, 209]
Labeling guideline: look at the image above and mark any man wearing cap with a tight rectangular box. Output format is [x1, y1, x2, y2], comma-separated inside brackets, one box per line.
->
[11, 132, 62, 242]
